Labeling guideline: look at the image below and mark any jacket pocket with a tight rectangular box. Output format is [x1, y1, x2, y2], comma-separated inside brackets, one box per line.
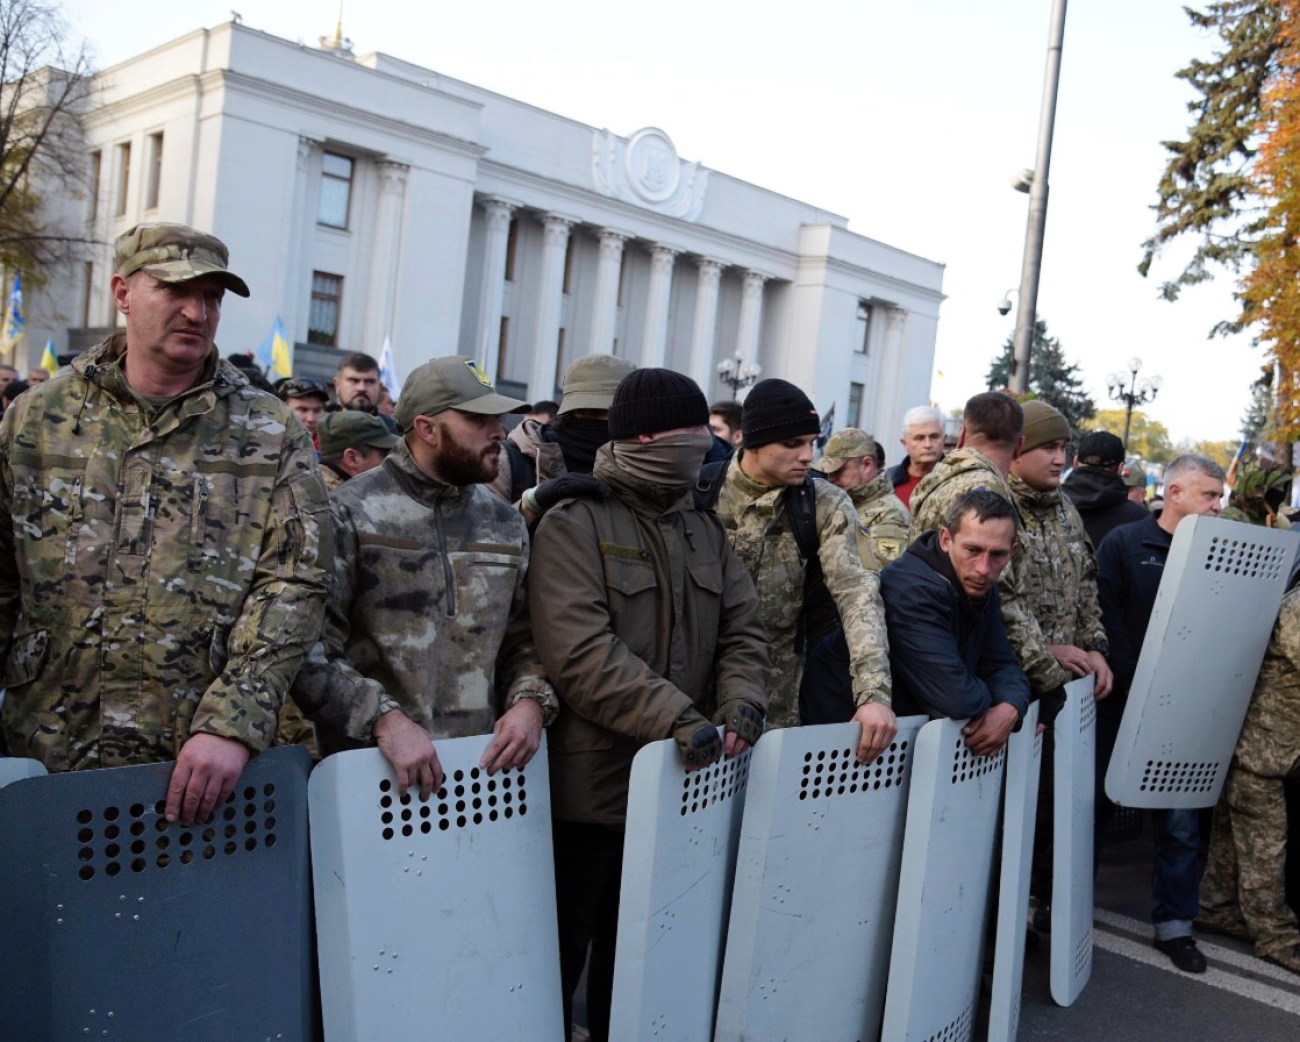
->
[1, 628, 49, 689]
[603, 556, 657, 596]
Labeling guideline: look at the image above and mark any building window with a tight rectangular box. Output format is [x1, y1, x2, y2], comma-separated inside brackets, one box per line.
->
[145, 133, 163, 210]
[82, 262, 94, 326]
[87, 150, 101, 223]
[504, 218, 519, 281]
[318, 152, 353, 229]
[848, 382, 864, 428]
[114, 142, 131, 217]
[856, 302, 872, 355]
[308, 271, 344, 346]
[497, 316, 510, 381]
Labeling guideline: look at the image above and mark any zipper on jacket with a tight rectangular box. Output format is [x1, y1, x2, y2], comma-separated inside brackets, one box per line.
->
[435, 501, 456, 616]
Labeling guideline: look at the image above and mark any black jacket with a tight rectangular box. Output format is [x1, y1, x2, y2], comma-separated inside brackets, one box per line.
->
[1095, 513, 1172, 696]
[880, 532, 1031, 721]
[1062, 465, 1148, 548]
[888, 458, 911, 489]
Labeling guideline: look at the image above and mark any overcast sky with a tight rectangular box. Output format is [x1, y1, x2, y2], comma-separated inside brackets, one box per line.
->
[64, 0, 1259, 444]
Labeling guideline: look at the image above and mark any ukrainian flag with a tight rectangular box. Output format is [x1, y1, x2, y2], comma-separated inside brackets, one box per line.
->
[40, 338, 57, 376]
[256, 316, 293, 379]
[0, 274, 24, 367]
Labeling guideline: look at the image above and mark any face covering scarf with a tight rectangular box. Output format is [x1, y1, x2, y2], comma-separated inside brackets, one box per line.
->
[611, 431, 713, 488]
[554, 416, 609, 473]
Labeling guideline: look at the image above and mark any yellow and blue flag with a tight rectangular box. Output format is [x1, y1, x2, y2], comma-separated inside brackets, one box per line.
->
[256, 316, 292, 379]
[0, 274, 24, 367]
[40, 338, 57, 376]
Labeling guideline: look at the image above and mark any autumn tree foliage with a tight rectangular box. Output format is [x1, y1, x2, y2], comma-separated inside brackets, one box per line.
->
[1240, 0, 1300, 437]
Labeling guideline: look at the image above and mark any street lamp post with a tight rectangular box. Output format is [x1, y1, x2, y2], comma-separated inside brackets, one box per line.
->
[1106, 357, 1163, 451]
[718, 351, 761, 396]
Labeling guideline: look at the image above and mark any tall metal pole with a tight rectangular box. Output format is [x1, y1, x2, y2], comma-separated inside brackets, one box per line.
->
[1011, 0, 1069, 394]
[1122, 369, 1136, 449]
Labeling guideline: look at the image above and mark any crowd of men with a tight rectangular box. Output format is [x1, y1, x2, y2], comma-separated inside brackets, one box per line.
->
[1, 223, 1298, 1038]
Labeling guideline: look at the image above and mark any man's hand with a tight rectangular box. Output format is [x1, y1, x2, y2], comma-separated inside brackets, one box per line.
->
[673, 708, 722, 772]
[962, 703, 1020, 757]
[851, 702, 899, 765]
[1050, 644, 1092, 677]
[166, 733, 252, 826]
[374, 709, 443, 799]
[481, 698, 544, 774]
[723, 731, 752, 760]
[1088, 650, 1114, 700]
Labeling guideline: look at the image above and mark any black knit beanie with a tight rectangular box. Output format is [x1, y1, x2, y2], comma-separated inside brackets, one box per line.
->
[607, 368, 709, 439]
[742, 378, 820, 449]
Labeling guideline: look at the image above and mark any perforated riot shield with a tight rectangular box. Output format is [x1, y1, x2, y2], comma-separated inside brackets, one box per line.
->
[1107, 515, 1298, 808]
[714, 718, 925, 1041]
[882, 717, 1006, 1042]
[610, 732, 750, 1042]
[988, 700, 1042, 1042]
[0, 755, 44, 788]
[1052, 677, 1096, 1006]
[309, 737, 563, 1042]
[0, 746, 315, 1041]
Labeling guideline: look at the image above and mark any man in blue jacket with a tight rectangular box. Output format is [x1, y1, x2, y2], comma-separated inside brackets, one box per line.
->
[1096, 453, 1225, 974]
[881, 488, 1030, 755]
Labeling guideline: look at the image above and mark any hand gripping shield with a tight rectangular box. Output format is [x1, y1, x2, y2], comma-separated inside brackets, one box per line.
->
[714, 718, 926, 1041]
[0, 746, 315, 1042]
[882, 717, 1006, 1042]
[610, 730, 750, 1042]
[309, 736, 563, 1042]
[1106, 516, 1298, 808]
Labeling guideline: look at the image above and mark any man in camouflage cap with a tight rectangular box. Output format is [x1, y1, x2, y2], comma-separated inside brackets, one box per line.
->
[812, 428, 911, 571]
[316, 410, 399, 491]
[0, 222, 329, 826]
[293, 355, 558, 797]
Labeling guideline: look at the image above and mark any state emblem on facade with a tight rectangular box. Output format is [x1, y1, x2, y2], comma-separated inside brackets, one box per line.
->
[591, 126, 709, 221]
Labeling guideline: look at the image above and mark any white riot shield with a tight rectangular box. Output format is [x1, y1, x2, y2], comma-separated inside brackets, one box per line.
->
[987, 700, 1042, 1042]
[1107, 515, 1299, 808]
[714, 717, 927, 1042]
[882, 717, 1006, 1042]
[1051, 677, 1096, 1006]
[610, 732, 749, 1042]
[309, 737, 563, 1042]
[0, 756, 45, 788]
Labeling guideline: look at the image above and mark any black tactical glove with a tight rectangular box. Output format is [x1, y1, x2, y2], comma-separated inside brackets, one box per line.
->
[712, 698, 765, 746]
[672, 708, 722, 769]
[530, 474, 611, 512]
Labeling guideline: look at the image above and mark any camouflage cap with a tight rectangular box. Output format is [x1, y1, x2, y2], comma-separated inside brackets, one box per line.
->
[559, 353, 637, 415]
[395, 356, 528, 431]
[1122, 462, 1148, 488]
[114, 223, 250, 298]
[318, 410, 401, 457]
[277, 377, 329, 403]
[813, 428, 878, 474]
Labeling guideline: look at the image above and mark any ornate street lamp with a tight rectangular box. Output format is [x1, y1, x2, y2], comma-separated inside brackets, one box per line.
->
[718, 351, 761, 396]
[1106, 356, 1163, 451]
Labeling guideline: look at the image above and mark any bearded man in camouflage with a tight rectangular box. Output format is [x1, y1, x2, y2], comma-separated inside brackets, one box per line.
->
[0, 223, 331, 827]
[293, 357, 557, 798]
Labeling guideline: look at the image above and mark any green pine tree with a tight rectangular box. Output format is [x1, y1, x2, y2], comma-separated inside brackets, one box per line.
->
[986, 318, 1097, 434]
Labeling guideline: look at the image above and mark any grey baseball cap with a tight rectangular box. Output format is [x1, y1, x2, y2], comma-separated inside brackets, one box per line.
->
[395, 356, 528, 431]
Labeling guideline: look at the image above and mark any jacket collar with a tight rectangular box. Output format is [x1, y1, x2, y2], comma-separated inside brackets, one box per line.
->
[593, 443, 693, 515]
[381, 438, 476, 509]
[74, 331, 243, 406]
[849, 471, 896, 508]
[1009, 473, 1061, 510]
[724, 452, 787, 514]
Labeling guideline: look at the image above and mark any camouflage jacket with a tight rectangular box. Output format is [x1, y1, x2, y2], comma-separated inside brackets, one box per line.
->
[716, 456, 891, 726]
[0, 333, 330, 771]
[1008, 475, 1107, 652]
[908, 447, 1070, 693]
[848, 473, 912, 571]
[529, 445, 769, 824]
[293, 438, 557, 751]
[320, 463, 348, 493]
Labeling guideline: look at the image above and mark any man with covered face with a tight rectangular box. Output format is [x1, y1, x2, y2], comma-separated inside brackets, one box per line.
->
[293, 356, 557, 796]
[529, 367, 769, 1042]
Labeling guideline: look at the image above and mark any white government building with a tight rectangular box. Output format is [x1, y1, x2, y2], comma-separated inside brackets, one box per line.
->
[33, 20, 944, 440]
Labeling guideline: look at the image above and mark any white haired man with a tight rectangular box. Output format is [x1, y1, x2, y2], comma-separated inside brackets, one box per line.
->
[889, 405, 946, 509]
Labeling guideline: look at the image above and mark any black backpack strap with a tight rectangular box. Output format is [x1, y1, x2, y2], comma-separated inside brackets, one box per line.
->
[786, 477, 841, 651]
[504, 439, 534, 503]
[693, 459, 729, 512]
[785, 476, 820, 562]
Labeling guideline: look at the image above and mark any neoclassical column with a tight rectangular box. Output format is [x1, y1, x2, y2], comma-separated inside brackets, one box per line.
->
[734, 269, 770, 369]
[873, 306, 909, 438]
[527, 213, 575, 401]
[688, 257, 725, 391]
[586, 228, 628, 356]
[474, 197, 519, 380]
[287, 136, 323, 345]
[363, 160, 410, 353]
[639, 244, 680, 368]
